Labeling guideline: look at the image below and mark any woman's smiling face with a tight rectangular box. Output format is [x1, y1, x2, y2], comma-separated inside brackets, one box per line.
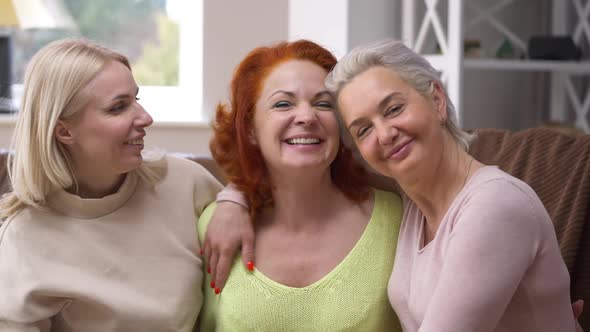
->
[60, 60, 153, 177]
[251, 59, 340, 173]
[337, 65, 447, 180]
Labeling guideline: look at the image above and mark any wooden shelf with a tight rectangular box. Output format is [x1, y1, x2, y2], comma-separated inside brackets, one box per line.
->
[422, 56, 590, 74]
[404, 0, 590, 130]
[463, 59, 590, 74]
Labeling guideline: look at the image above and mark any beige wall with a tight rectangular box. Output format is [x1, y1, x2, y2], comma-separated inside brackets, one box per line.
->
[143, 123, 213, 155]
[202, 0, 288, 119]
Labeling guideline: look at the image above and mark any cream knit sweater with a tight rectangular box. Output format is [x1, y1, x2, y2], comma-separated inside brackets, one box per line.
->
[0, 156, 222, 332]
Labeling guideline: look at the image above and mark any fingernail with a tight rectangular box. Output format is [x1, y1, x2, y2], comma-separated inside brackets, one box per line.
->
[246, 261, 254, 271]
[199, 248, 204, 256]
[215, 287, 221, 295]
[207, 266, 211, 274]
[210, 281, 215, 289]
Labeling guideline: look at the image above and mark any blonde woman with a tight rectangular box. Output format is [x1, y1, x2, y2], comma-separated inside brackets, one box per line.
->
[0, 39, 244, 331]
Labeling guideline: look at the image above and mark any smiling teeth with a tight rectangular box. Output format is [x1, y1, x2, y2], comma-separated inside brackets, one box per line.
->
[127, 138, 143, 145]
[287, 138, 320, 145]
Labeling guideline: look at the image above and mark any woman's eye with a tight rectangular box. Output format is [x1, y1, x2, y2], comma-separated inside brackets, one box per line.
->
[110, 103, 127, 113]
[272, 101, 291, 108]
[385, 105, 404, 117]
[315, 101, 334, 109]
[357, 125, 372, 138]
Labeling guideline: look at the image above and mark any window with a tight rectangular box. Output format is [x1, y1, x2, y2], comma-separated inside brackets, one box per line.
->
[9, 0, 203, 122]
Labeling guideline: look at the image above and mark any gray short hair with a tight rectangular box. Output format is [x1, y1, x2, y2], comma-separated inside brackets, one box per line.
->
[325, 39, 474, 151]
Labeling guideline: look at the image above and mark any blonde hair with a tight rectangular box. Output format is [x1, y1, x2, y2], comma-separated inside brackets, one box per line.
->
[0, 39, 163, 219]
[325, 39, 475, 151]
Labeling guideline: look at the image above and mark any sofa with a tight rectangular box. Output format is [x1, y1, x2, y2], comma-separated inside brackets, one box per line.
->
[1, 127, 589, 329]
[469, 128, 590, 329]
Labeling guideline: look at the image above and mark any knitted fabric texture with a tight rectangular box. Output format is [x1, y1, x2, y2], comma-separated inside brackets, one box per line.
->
[469, 127, 590, 329]
[197, 189, 403, 332]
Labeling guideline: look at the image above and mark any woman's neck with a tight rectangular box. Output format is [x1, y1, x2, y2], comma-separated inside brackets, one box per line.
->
[400, 136, 475, 235]
[262, 167, 348, 231]
[69, 165, 126, 199]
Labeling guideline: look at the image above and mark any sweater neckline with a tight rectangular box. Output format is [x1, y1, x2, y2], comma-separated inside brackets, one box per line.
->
[46, 172, 139, 219]
[416, 165, 498, 253]
[250, 188, 384, 291]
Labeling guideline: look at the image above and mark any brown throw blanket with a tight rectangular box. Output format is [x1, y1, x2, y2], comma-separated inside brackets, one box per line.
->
[470, 127, 590, 329]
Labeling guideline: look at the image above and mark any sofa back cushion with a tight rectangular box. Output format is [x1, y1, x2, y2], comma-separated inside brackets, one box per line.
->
[469, 127, 590, 328]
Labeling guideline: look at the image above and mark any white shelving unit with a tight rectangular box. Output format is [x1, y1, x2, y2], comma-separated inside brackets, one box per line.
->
[464, 59, 590, 73]
[402, 0, 590, 131]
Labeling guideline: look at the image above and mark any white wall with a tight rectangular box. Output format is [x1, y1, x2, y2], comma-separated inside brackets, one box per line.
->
[288, 0, 348, 58]
[287, 0, 399, 59]
[202, 0, 288, 121]
[348, 0, 399, 50]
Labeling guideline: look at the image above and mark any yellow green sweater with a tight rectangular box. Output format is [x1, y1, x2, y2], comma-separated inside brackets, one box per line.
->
[197, 189, 403, 332]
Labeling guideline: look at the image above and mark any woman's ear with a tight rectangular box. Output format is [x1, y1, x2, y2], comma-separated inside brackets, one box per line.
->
[54, 120, 75, 145]
[431, 81, 448, 125]
[248, 129, 258, 146]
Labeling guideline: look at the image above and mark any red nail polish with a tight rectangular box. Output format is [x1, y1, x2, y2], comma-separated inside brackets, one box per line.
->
[210, 280, 215, 288]
[207, 266, 211, 274]
[199, 248, 204, 256]
[215, 287, 221, 295]
[246, 261, 254, 271]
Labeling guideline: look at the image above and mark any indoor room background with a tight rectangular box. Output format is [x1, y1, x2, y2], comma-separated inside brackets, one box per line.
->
[0, 0, 588, 155]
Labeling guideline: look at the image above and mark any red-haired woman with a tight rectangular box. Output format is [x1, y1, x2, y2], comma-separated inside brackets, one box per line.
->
[197, 40, 403, 331]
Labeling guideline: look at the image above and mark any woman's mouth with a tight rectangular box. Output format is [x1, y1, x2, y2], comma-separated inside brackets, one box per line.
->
[125, 138, 144, 146]
[386, 138, 413, 161]
[285, 137, 321, 145]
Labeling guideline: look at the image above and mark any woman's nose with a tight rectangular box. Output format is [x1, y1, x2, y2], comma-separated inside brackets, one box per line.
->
[135, 103, 153, 128]
[294, 105, 317, 125]
[376, 122, 397, 145]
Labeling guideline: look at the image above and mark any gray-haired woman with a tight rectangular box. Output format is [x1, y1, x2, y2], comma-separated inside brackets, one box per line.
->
[325, 39, 575, 332]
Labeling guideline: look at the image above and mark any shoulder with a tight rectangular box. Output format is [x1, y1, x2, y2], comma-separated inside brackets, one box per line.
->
[0, 207, 51, 262]
[372, 189, 403, 223]
[465, 167, 544, 212]
[0, 212, 20, 248]
[455, 167, 551, 233]
[374, 189, 402, 207]
[160, 155, 222, 188]
[0, 209, 71, 321]
[1, 207, 40, 241]
[165, 154, 213, 175]
[152, 156, 222, 214]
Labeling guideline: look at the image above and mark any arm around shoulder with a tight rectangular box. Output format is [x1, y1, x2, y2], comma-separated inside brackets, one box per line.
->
[164, 156, 224, 217]
[197, 202, 217, 244]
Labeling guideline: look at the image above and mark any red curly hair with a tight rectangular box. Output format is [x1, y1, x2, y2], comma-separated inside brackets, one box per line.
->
[210, 40, 369, 218]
